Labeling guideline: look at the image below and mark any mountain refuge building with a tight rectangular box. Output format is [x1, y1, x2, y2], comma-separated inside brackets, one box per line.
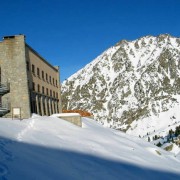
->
[0, 35, 62, 119]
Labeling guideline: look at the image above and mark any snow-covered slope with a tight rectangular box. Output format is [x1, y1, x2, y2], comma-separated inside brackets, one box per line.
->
[62, 34, 180, 135]
[0, 116, 180, 179]
[127, 103, 180, 137]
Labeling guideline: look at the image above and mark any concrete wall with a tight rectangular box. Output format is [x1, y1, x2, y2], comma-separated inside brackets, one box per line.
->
[58, 114, 82, 127]
[0, 35, 31, 118]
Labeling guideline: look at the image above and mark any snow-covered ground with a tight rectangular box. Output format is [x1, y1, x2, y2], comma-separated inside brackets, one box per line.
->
[126, 104, 180, 138]
[0, 115, 180, 179]
[126, 104, 180, 155]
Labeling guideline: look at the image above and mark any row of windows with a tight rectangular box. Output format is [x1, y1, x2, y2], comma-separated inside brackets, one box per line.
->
[27, 62, 58, 87]
[32, 82, 58, 99]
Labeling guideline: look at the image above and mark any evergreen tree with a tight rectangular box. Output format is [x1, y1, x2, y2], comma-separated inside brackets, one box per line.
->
[154, 135, 158, 140]
[175, 125, 180, 137]
[169, 129, 173, 138]
[156, 142, 162, 147]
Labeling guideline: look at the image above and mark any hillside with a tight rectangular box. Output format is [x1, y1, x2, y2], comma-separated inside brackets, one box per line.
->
[0, 115, 180, 179]
[62, 34, 180, 135]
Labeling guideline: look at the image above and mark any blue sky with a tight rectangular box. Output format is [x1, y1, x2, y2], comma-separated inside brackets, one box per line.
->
[0, 0, 180, 81]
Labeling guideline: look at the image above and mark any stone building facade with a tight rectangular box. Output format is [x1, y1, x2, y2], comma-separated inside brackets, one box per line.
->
[0, 35, 62, 119]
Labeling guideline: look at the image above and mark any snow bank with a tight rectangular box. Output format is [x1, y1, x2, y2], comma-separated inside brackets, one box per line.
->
[0, 116, 179, 179]
[51, 113, 80, 117]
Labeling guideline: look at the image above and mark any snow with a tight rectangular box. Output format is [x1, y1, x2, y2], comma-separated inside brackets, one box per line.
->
[171, 144, 180, 155]
[51, 113, 80, 117]
[62, 45, 120, 88]
[0, 116, 180, 179]
[62, 34, 180, 132]
[123, 103, 180, 156]
[127, 104, 180, 138]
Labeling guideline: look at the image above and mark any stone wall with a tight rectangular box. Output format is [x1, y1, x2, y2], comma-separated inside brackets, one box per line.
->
[0, 35, 31, 119]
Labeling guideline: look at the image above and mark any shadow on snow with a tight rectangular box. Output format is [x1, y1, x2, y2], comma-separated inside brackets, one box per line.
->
[0, 136, 179, 180]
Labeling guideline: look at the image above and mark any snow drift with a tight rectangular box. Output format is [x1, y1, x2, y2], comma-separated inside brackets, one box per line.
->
[0, 115, 180, 179]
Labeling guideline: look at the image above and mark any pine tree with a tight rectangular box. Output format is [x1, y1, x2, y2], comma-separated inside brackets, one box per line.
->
[156, 142, 162, 147]
[154, 135, 158, 140]
[175, 125, 180, 137]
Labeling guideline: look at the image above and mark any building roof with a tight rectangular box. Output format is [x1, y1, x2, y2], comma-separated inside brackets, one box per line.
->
[26, 43, 59, 72]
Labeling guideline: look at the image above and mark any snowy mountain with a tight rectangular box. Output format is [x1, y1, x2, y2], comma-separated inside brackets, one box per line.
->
[0, 115, 180, 179]
[62, 34, 180, 137]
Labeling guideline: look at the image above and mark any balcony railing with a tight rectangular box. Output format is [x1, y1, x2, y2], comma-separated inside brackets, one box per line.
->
[0, 102, 10, 117]
[0, 82, 10, 95]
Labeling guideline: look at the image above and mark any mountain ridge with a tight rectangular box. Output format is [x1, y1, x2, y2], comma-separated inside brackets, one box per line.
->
[62, 34, 180, 136]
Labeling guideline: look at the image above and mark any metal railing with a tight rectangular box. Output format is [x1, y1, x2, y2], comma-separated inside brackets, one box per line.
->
[0, 102, 11, 117]
[0, 82, 10, 95]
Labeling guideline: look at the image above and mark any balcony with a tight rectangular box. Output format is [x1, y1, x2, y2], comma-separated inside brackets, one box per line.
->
[0, 103, 10, 117]
[0, 83, 10, 95]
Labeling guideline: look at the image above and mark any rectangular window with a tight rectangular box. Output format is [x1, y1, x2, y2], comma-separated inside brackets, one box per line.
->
[38, 84, 40, 93]
[42, 86, 44, 94]
[53, 91, 55, 98]
[53, 78, 55, 85]
[32, 64, 35, 74]
[50, 90, 52, 97]
[32, 82, 35, 91]
[42, 71, 44, 80]
[46, 73, 48, 82]
[26, 61, 29, 71]
[56, 92, 58, 99]
[56, 80, 58, 86]
[49, 76, 51, 83]
[37, 68, 40, 77]
[46, 88, 49, 95]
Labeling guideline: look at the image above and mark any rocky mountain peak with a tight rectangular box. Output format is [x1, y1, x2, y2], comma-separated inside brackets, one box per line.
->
[62, 34, 180, 136]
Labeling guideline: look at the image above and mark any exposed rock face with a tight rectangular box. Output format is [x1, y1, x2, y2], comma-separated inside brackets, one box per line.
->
[62, 34, 180, 131]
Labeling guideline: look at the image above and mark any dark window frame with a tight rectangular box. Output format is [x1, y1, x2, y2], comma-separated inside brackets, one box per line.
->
[42, 86, 44, 94]
[26, 61, 29, 71]
[46, 73, 48, 82]
[37, 67, 40, 77]
[42, 71, 44, 80]
[32, 82, 35, 91]
[32, 64, 35, 74]
[37, 84, 40, 93]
